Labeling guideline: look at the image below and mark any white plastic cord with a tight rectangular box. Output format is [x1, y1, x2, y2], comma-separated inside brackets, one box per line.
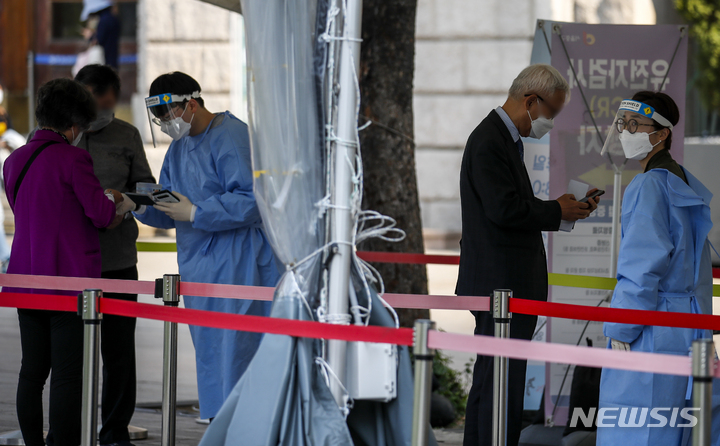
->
[315, 0, 404, 397]
[315, 357, 353, 418]
[357, 120, 372, 131]
[325, 313, 352, 324]
[287, 240, 354, 272]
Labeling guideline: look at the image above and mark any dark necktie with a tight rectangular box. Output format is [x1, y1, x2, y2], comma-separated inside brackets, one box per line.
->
[516, 138, 524, 165]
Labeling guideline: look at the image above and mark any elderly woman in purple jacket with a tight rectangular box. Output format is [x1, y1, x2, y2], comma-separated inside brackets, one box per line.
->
[3, 78, 133, 446]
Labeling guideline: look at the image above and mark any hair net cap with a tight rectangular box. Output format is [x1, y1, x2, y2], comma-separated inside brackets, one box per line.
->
[81, 0, 113, 21]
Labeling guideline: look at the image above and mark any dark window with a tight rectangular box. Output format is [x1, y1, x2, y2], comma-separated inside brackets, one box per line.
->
[51, 2, 84, 40]
[117, 3, 137, 39]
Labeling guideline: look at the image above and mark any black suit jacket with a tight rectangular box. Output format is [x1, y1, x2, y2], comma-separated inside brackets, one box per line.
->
[455, 109, 561, 302]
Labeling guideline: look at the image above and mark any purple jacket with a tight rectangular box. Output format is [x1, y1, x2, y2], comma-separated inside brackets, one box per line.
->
[3, 130, 116, 293]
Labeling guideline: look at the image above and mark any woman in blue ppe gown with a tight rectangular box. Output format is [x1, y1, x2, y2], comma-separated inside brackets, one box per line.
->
[135, 72, 281, 420]
[598, 91, 715, 445]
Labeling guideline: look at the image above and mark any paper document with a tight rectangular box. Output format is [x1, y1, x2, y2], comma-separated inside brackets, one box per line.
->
[559, 180, 589, 232]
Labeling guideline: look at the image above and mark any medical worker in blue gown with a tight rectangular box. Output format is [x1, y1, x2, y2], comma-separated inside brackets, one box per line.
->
[597, 91, 716, 445]
[135, 72, 281, 420]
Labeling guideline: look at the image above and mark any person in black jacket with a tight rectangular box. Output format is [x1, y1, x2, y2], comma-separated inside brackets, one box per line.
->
[458, 64, 599, 446]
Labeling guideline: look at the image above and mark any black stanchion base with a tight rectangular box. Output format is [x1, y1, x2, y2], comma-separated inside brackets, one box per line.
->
[0, 430, 26, 445]
[96, 425, 149, 441]
[0, 425, 148, 445]
[127, 426, 149, 441]
[518, 425, 565, 446]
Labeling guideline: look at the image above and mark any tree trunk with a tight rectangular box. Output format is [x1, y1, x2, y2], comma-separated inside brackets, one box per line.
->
[358, 0, 429, 327]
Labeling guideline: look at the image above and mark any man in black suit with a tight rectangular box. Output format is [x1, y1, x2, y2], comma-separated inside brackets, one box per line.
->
[458, 64, 599, 446]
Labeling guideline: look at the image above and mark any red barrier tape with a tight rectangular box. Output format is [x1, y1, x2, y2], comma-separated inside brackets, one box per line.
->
[358, 251, 720, 281]
[3, 273, 720, 330]
[0, 273, 491, 311]
[9, 289, 720, 379]
[356, 251, 460, 265]
[0, 291, 704, 378]
[0, 273, 156, 295]
[0, 292, 414, 346]
[427, 330, 694, 377]
[510, 298, 720, 331]
[179, 282, 274, 301]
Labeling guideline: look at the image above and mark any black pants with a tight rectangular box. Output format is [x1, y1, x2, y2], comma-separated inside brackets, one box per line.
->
[17, 309, 84, 446]
[463, 311, 538, 446]
[99, 266, 138, 445]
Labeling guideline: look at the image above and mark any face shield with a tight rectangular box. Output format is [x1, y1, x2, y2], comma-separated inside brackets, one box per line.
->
[600, 99, 673, 159]
[144, 91, 201, 146]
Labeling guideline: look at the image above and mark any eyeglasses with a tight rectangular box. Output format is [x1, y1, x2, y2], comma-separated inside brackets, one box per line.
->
[524, 93, 560, 119]
[150, 104, 185, 126]
[615, 118, 656, 135]
[151, 116, 169, 126]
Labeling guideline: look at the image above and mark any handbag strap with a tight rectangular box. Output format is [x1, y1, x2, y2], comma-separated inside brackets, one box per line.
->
[12, 140, 59, 204]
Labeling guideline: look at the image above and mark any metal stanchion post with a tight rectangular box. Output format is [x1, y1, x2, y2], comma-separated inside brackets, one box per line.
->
[411, 320, 436, 446]
[692, 339, 714, 446]
[492, 289, 512, 446]
[79, 289, 103, 446]
[156, 275, 180, 446]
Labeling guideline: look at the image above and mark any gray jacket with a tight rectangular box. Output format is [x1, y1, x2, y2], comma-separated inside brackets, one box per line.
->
[77, 118, 156, 272]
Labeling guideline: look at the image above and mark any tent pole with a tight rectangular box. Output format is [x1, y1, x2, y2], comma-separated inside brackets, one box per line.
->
[326, 0, 364, 408]
[609, 162, 623, 279]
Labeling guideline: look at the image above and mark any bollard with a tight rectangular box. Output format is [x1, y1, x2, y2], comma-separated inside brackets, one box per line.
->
[692, 339, 714, 446]
[492, 289, 512, 446]
[411, 320, 436, 446]
[79, 289, 103, 446]
[156, 275, 181, 446]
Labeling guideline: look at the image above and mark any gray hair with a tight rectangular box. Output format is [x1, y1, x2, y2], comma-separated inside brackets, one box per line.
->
[508, 64, 569, 101]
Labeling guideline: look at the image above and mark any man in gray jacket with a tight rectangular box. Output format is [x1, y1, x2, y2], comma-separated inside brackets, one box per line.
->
[75, 64, 155, 446]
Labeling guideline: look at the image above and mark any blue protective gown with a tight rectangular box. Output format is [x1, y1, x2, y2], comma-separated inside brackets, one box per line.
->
[598, 167, 714, 445]
[135, 112, 281, 419]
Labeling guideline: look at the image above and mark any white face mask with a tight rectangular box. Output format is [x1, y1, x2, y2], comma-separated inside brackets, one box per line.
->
[160, 104, 194, 141]
[527, 108, 554, 139]
[618, 130, 661, 160]
[0, 88, 4, 104]
[88, 109, 114, 132]
[71, 127, 84, 146]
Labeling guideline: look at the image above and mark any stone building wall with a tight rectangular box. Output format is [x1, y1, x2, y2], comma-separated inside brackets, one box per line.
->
[132, 0, 242, 142]
[412, 0, 657, 248]
[132, 0, 245, 179]
[129, 0, 664, 246]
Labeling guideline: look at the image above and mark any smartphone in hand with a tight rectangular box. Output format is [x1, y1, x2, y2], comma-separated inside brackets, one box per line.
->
[579, 189, 605, 204]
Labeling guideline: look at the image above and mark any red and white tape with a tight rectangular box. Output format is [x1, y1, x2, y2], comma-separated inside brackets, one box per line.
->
[2, 273, 720, 330]
[1, 291, 714, 379]
[0, 273, 490, 311]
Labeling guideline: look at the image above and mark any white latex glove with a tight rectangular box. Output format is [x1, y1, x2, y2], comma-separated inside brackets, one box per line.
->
[154, 191, 196, 222]
[610, 339, 630, 351]
[116, 193, 136, 215]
